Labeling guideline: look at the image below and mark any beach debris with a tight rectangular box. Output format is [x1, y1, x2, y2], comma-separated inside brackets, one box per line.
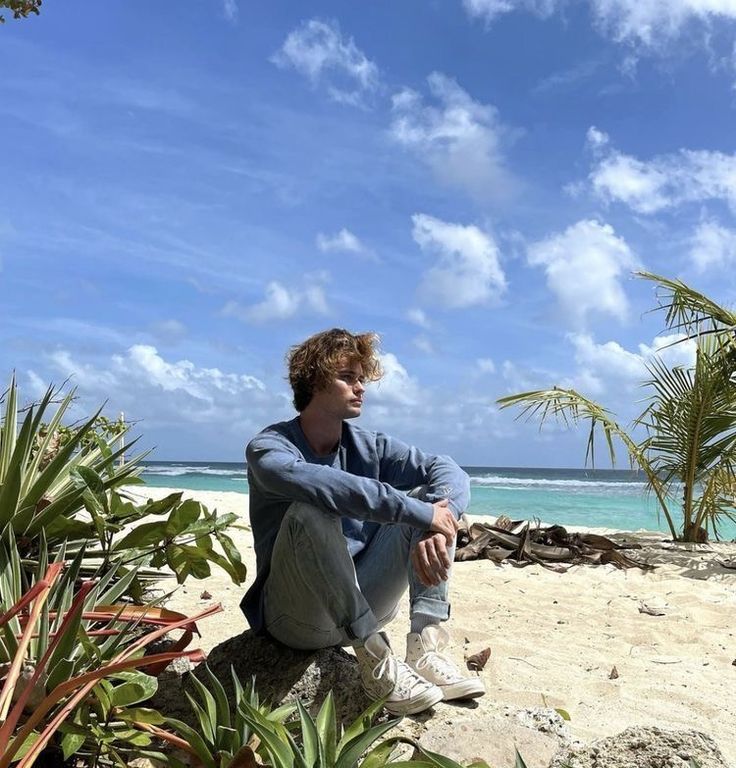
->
[466, 647, 491, 671]
[200, 590, 212, 600]
[731, 659, 736, 666]
[638, 600, 668, 616]
[716, 557, 736, 570]
[609, 666, 619, 679]
[455, 519, 652, 571]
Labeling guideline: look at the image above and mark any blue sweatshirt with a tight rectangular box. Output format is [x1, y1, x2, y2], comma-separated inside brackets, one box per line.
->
[240, 416, 470, 632]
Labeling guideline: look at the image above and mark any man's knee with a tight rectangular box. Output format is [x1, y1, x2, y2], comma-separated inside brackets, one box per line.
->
[282, 501, 344, 548]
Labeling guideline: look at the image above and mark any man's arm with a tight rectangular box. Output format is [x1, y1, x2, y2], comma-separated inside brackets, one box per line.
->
[375, 433, 471, 518]
[376, 433, 470, 587]
[246, 432, 434, 530]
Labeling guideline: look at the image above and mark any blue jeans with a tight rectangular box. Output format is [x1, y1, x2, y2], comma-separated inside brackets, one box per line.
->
[262, 489, 454, 650]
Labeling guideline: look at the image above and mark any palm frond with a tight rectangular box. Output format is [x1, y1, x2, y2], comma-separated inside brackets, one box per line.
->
[638, 271, 736, 335]
[497, 387, 677, 537]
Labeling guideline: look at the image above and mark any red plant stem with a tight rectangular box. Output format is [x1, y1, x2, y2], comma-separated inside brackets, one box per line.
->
[0, 563, 64, 725]
[0, 580, 96, 747]
[0, 582, 46, 631]
[3, 648, 207, 768]
[133, 721, 202, 761]
[2, 604, 221, 768]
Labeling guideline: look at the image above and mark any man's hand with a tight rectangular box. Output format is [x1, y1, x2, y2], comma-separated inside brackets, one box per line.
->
[429, 499, 460, 545]
[412, 532, 452, 587]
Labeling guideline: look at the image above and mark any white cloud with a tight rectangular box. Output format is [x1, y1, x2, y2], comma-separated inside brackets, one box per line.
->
[40, 345, 272, 427]
[689, 216, 736, 272]
[412, 213, 507, 309]
[590, 153, 672, 213]
[567, 331, 697, 396]
[527, 219, 637, 326]
[407, 308, 430, 328]
[569, 332, 646, 385]
[477, 357, 496, 373]
[223, 276, 330, 324]
[271, 19, 378, 106]
[390, 73, 517, 200]
[462, 0, 557, 23]
[462, 0, 736, 48]
[586, 125, 610, 151]
[638, 333, 698, 369]
[588, 135, 736, 215]
[589, 0, 736, 47]
[316, 228, 366, 254]
[222, 0, 238, 23]
[369, 352, 421, 406]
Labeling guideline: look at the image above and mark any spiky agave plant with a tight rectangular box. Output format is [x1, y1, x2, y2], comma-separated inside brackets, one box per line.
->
[0, 535, 219, 768]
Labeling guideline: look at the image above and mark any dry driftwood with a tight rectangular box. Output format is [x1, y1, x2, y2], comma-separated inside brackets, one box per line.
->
[455, 516, 653, 571]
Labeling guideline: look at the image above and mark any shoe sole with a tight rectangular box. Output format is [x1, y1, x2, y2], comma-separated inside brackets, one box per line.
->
[365, 685, 444, 716]
[440, 679, 486, 701]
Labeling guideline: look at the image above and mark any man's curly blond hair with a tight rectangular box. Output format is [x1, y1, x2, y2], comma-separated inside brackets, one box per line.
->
[287, 328, 383, 412]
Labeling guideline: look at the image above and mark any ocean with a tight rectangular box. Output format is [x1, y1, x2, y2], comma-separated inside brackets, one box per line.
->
[139, 461, 736, 539]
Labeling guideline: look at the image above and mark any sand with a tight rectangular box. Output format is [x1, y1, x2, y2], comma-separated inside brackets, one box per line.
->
[130, 487, 736, 766]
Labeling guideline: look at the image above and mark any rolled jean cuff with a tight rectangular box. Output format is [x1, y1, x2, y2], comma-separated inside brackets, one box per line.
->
[411, 595, 451, 623]
[345, 607, 379, 645]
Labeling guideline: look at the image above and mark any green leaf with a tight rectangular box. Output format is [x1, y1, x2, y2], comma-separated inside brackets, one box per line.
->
[115, 520, 170, 550]
[554, 708, 571, 721]
[94, 678, 114, 719]
[239, 701, 298, 768]
[336, 719, 403, 768]
[315, 691, 337, 767]
[110, 671, 159, 707]
[116, 706, 167, 725]
[60, 728, 88, 760]
[186, 689, 217, 746]
[142, 491, 184, 516]
[514, 748, 529, 768]
[204, 664, 232, 731]
[166, 499, 204, 536]
[361, 737, 407, 768]
[167, 716, 217, 768]
[296, 699, 321, 767]
[74, 464, 105, 496]
[166, 543, 213, 582]
[408, 745, 468, 768]
[337, 698, 387, 754]
[189, 670, 221, 742]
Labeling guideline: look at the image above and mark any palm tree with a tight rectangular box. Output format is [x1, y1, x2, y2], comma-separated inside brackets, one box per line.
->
[497, 272, 736, 542]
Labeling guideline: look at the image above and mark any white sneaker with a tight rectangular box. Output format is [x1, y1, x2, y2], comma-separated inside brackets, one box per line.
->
[355, 632, 443, 715]
[406, 626, 486, 701]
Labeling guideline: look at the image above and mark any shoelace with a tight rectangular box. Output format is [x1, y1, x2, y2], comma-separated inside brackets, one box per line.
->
[373, 653, 426, 693]
[415, 650, 460, 681]
[372, 652, 397, 682]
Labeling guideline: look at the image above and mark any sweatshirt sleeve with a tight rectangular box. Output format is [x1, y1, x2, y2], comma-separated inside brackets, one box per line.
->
[246, 431, 434, 529]
[375, 432, 470, 519]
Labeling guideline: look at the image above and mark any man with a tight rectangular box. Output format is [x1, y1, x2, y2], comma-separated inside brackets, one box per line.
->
[241, 328, 485, 715]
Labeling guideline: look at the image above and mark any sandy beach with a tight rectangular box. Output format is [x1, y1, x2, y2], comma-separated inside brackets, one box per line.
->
[132, 487, 736, 766]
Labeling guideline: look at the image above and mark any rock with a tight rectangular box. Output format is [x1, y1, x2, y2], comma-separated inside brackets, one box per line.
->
[151, 629, 373, 725]
[414, 708, 562, 768]
[550, 726, 729, 768]
[515, 707, 573, 742]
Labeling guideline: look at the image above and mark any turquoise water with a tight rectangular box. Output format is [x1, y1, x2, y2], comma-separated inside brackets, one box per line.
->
[139, 462, 736, 539]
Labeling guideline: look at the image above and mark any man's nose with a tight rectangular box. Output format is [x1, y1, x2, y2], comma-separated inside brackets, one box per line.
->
[354, 379, 365, 393]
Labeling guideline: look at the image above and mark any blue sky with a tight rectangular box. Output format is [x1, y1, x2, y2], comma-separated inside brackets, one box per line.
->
[2, 0, 736, 466]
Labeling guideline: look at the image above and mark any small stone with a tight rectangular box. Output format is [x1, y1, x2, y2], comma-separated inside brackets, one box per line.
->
[609, 666, 619, 679]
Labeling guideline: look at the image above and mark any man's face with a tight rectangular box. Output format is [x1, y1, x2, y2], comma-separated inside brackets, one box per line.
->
[310, 357, 366, 420]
